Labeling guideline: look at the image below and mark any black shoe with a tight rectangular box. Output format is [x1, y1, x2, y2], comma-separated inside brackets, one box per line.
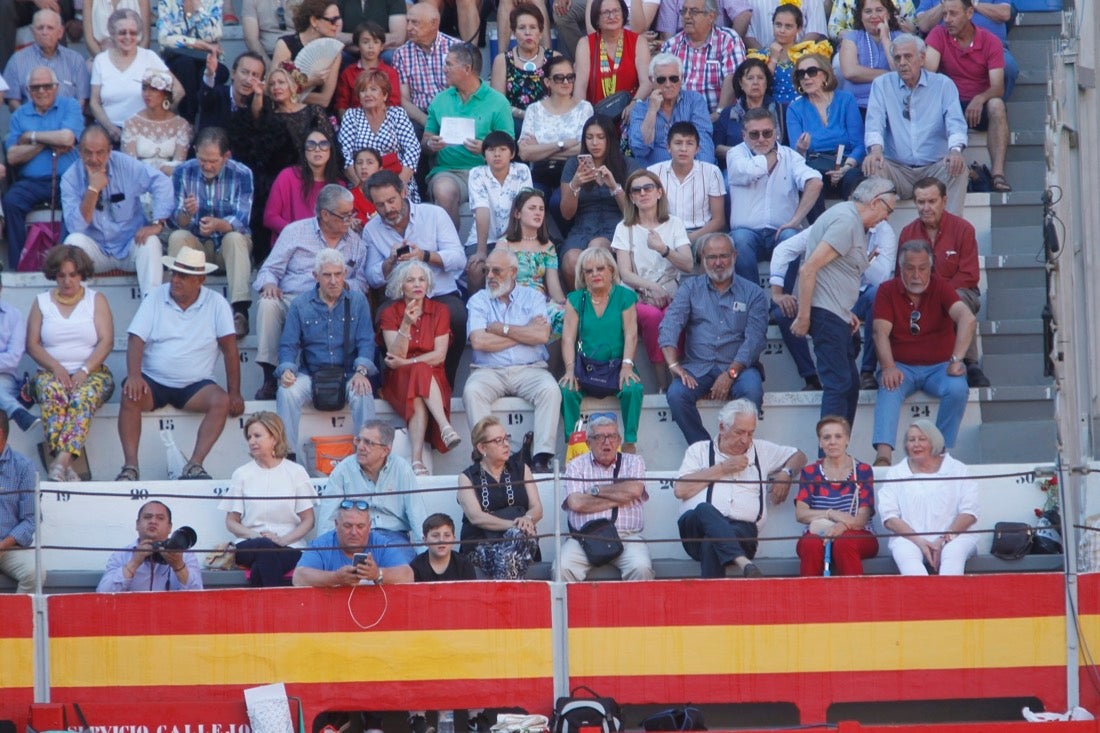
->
[967, 365, 991, 388]
[802, 375, 822, 391]
[409, 715, 435, 733]
[859, 371, 878, 390]
[254, 378, 277, 400]
[742, 562, 763, 578]
[531, 453, 554, 473]
[520, 431, 534, 467]
[466, 713, 492, 733]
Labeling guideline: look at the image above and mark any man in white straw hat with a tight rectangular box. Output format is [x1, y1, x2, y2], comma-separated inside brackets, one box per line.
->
[115, 247, 246, 481]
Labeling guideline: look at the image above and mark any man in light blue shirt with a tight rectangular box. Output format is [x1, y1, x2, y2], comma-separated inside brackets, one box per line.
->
[862, 34, 969, 214]
[96, 501, 204, 592]
[321, 420, 427, 564]
[628, 54, 715, 167]
[463, 248, 560, 473]
[3, 10, 88, 109]
[62, 126, 174, 298]
[293, 503, 414, 586]
[0, 286, 37, 432]
[0, 412, 40, 593]
[362, 169, 467, 384]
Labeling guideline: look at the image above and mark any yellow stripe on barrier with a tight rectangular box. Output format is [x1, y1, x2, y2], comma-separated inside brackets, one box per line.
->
[51, 629, 553, 688]
[0, 638, 35, 688]
[569, 617, 1066, 676]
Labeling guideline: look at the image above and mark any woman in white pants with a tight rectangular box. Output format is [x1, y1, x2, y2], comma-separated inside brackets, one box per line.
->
[878, 419, 980, 576]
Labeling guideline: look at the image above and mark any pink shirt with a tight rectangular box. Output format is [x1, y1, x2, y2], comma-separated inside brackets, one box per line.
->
[926, 24, 1004, 103]
[263, 167, 327, 238]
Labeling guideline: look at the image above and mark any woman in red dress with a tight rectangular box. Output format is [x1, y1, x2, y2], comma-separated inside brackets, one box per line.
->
[380, 260, 462, 475]
[572, 0, 652, 108]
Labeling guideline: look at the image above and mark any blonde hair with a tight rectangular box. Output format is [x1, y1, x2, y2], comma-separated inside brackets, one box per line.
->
[243, 411, 290, 459]
[574, 247, 620, 290]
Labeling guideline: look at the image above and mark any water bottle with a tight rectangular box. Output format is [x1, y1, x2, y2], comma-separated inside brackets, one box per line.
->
[823, 540, 832, 577]
[438, 711, 454, 733]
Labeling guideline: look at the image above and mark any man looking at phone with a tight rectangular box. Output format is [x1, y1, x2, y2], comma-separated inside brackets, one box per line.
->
[292, 501, 414, 586]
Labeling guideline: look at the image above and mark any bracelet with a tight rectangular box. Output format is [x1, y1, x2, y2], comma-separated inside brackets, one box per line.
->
[375, 568, 384, 585]
[397, 329, 411, 338]
[668, 361, 680, 370]
[79, 365, 90, 375]
[611, 185, 624, 196]
[31, 131, 36, 144]
[568, 182, 580, 195]
[87, 185, 99, 194]
[622, 358, 634, 366]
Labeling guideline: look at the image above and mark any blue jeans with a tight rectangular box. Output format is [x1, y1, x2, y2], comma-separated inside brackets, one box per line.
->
[872, 361, 969, 449]
[1004, 47, 1019, 99]
[732, 227, 800, 285]
[3, 176, 61, 265]
[852, 284, 880, 374]
[0, 373, 23, 418]
[666, 364, 764, 446]
[809, 307, 859, 425]
[370, 527, 417, 564]
[677, 502, 758, 578]
[769, 259, 817, 379]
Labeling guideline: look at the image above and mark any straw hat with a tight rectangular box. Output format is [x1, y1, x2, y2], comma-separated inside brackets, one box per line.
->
[162, 247, 218, 275]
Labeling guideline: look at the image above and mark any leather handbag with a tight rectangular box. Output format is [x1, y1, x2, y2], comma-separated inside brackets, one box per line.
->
[574, 292, 623, 398]
[570, 455, 625, 566]
[593, 91, 632, 121]
[311, 297, 351, 411]
[990, 521, 1033, 560]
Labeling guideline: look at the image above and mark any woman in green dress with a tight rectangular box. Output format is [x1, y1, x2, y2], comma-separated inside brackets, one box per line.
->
[558, 247, 644, 451]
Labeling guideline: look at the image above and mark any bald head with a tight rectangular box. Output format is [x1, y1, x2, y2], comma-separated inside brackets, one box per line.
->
[31, 9, 63, 53]
[406, 2, 440, 45]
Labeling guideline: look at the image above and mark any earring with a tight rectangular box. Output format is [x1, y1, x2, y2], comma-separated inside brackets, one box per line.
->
[162, 98, 171, 111]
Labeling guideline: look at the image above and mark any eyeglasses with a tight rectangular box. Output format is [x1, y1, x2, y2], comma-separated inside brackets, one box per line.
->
[902, 92, 912, 120]
[654, 75, 681, 84]
[877, 195, 895, 216]
[321, 14, 341, 23]
[480, 434, 512, 446]
[679, 7, 707, 16]
[909, 309, 921, 336]
[599, 8, 622, 16]
[550, 73, 577, 83]
[353, 437, 387, 447]
[704, 252, 733, 261]
[29, 83, 57, 92]
[630, 182, 658, 194]
[324, 208, 356, 223]
[276, 4, 286, 29]
[746, 128, 775, 140]
[305, 139, 332, 151]
[339, 499, 370, 510]
[115, 28, 139, 36]
[794, 66, 823, 80]
[589, 433, 620, 443]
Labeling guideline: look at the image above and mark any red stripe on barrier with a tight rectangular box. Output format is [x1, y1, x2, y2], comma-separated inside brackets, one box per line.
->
[567, 575, 1066, 626]
[0, 594, 34, 636]
[49, 582, 553, 637]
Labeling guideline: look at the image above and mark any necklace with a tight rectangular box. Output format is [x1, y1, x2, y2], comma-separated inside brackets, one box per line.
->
[54, 287, 84, 306]
[515, 47, 541, 72]
[821, 456, 853, 483]
[479, 460, 515, 510]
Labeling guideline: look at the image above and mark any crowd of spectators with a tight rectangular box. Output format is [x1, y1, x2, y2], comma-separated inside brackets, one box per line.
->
[0, 0, 1020, 594]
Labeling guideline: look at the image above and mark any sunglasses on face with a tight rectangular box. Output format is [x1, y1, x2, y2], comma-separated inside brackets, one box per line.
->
[321, 14, 341, 23]
[654, 75, 681, 84]
[305, 139, 332, 151]
[29, 83, 56, 92]
[550, 73, 577, 83]
[794, 66, 824, 80]
[746, 128, 775, 140]
[630, 182, 658, 194]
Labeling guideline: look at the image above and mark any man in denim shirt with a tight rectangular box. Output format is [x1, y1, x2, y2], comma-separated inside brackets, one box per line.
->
[276, 248, 376, 458]
[0, 412, 40, 593]
[658, 233, 768, 446]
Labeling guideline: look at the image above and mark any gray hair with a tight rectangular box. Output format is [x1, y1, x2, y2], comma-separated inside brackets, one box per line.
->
[313, 247, 347, 275]
[891, 32, 925, 55]
[385, 260, 434, 300]
[649, 53, 684, 79]
[448, 43, 482, 76]
[697, 232, 734, 255]
[487, 247, 519, 269]
[315, 183, 353, 218]
[107, 8, 143, 39]
[361, 418, 396, 446]
[851, 176, 896, 203]
[897, 239, 934, 266]
[26, 66, 58, 87]
[908, 419, 945, 456]
[701, 0, 718, 13]
[717, 399, 758, 430]
[586, 414, 620, 439]
[32, 8, 62, 27]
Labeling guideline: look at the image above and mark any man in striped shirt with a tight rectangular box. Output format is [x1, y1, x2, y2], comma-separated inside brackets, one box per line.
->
[555, 414, 655, 582]
[648, 121, 727, 253]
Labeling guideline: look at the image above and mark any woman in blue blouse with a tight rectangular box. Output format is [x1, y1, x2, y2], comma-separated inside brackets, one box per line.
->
[786, 53, 864, 220]
[714, 58, 786, 165]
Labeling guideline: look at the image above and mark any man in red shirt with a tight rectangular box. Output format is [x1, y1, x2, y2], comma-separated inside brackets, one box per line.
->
[898, 176, 989, 387]
[924, 0, 1011, 192]
[870, 240, 976, 466]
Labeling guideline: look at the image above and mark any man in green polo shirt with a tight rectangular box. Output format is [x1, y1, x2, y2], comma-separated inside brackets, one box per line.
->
[422, 43, 512, 231]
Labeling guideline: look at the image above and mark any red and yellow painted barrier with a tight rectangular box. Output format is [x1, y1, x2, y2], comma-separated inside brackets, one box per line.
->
[1074, 572, 1100, 712]
[0, 594, 35, 729]
[567, 575, 1068, 723]
[46, 583, 553, 727]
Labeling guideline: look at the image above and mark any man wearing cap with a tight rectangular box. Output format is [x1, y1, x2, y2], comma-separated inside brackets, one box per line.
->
[61, 125, 174, 298]
[96, 500, 203, 592]
[115, 247, 246, 482]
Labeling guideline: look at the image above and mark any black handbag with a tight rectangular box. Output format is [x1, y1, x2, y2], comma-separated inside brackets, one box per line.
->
[990, 521, 1033, 560]
[593, 91, 632, 121]
[531, 158, 565, 189]
[570, 455, 625, 566]
[311, 297, 352, 412]
[574, 292, 624, 398]
[639, 707, 706, 732]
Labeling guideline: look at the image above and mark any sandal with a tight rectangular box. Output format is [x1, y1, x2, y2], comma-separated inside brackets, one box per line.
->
[440, 426, 462, 450]
[223, 12, 240, 24]
[48, 463, 67, 482]
[115, 465, 140, 481]
[412, 460, 430, 476]
[992, 174, 1012, 192]
[180, 462, 212, 480]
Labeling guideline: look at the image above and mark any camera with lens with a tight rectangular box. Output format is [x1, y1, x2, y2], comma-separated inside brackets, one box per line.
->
[151, 526, 197, 564]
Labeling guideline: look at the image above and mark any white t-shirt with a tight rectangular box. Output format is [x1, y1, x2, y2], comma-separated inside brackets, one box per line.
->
[219, 459, 319, 548]
[677, 438, 799, 525]
[610, 216, 691, 285]
[91, 47, 168, 127]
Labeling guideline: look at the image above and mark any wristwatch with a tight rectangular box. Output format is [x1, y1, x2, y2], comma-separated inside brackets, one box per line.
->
[502, 324, 510, 336]
[728, 367, 740, 380]
[949, 355, 960, 364]
[557, 140, 565, 150]
[777, 467, 794, 479]
[589, 486, 600, 495]
[356, 365, 370, 377]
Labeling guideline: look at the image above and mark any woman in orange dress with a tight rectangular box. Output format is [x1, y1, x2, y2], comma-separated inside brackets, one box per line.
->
[379, 260, 462, 475]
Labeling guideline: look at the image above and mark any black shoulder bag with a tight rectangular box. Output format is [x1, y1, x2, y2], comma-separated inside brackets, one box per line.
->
[311, 296, 352, 412]
[570, 454, 626, 566]
[574, 291, 623, 398]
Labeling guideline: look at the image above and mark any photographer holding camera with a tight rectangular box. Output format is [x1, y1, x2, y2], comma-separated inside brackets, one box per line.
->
[97, 501, 203, 592]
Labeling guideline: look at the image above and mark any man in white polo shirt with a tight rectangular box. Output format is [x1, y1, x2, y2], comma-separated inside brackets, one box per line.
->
[648, 121, 727, 256]
[115, 248, 245, 482]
